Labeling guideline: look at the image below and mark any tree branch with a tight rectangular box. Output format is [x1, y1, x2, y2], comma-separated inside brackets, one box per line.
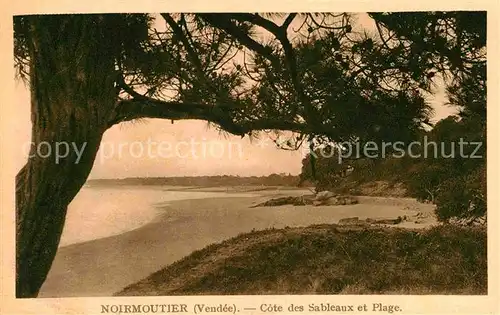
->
[112, 73, 244, 132]
[161, 14, 205, 76]
[198, 14, 277, 62]
[206, 13, 316, 124]
[282, 13, 297, 29]
[110, 96, 339, 140]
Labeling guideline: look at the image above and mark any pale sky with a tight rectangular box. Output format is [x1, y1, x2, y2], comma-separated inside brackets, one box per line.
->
[12, 13, 456, 179]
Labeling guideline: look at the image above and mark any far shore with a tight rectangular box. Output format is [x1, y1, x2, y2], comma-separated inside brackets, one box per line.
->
[39, 189, 437, 297]
[161, 185, 316, 192]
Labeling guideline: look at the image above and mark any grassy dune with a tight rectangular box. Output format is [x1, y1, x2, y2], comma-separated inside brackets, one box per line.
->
[116, 224, 486, 296]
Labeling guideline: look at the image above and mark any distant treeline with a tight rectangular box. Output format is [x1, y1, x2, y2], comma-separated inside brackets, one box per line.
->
[87, 174, 302, 187]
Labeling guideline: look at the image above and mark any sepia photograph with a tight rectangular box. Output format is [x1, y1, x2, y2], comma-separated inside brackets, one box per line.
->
[1, 4, 498, 314]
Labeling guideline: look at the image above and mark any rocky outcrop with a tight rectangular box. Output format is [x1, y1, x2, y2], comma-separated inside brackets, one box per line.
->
[313, 194, 358, 206]
[365, 216, 405, 225]
[339, 216, 407, 226]
[250, 195, 315, 207]
[338, 217, 366, 226]
[251, 191, 358, 208]
[314, 191, 337, 201]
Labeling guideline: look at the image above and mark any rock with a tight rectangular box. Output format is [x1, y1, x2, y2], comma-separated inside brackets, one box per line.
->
[338, 217, 361, 225]
[251, 195, 315, 207]
[324, 195, 358, 206]
[251, 196, 300, 207]
[313, 200, 323, 206]
[252, 193, 358, 208]
[323, 197, 339, 206]
[315, 191, 337, 201]
[350, 198, 359, 205]
[301, 194, 316, 205]
[367, 216, 403, 225]
[413, 212, 430, 219]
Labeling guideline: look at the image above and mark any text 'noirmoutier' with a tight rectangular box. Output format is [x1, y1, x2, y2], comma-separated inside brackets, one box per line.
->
[101, 302, 402, 314]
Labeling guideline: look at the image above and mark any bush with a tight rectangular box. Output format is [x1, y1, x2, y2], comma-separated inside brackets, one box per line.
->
[300, 113, 486, 224]
[434, 166, 486, 224]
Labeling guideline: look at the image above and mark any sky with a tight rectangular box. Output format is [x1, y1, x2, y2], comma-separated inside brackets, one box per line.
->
[12, 13, 456, 179]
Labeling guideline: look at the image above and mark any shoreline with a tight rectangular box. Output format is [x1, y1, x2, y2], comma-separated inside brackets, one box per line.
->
[39, 193, 436, 298]
[58, 186, 275, 247]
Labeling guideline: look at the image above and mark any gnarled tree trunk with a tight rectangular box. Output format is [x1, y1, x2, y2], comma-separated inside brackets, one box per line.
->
[16, 15, 118, 298]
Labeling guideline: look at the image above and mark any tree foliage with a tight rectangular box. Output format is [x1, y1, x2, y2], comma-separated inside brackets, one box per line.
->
[14, 12, 438, 140]
[299, 11, 486, 224]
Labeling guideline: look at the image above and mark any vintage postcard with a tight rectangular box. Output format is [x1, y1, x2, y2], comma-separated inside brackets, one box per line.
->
[1, 0, 499, 314]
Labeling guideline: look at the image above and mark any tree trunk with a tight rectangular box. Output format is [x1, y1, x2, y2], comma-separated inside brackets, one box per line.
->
[15, 125, 105, 298]
[16, 15, 118, 298]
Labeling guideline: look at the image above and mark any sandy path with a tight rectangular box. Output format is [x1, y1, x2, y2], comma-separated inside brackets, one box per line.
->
[38, 194, 436, 297]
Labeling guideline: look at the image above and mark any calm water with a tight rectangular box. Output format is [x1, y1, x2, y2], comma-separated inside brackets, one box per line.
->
[60, 185, 255, 247]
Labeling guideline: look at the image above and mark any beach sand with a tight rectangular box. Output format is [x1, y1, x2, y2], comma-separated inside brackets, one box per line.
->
[38, 192, 437, 297]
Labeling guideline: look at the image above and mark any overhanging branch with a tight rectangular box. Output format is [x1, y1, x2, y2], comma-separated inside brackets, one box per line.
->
[111, 98, 247, 135]
[110, 97, 339, 140]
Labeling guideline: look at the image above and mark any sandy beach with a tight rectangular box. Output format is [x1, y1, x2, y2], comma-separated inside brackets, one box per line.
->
[39, 190, 437, 297]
